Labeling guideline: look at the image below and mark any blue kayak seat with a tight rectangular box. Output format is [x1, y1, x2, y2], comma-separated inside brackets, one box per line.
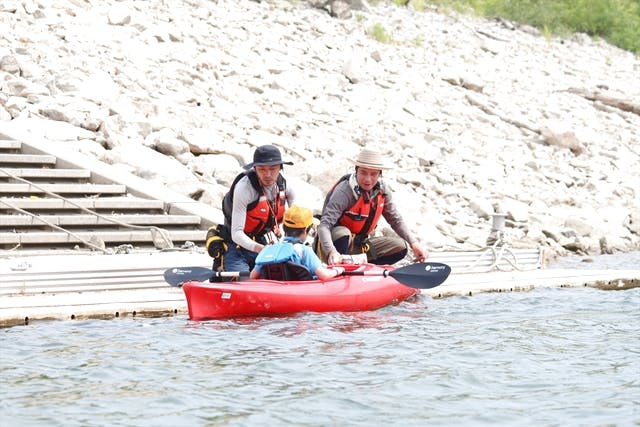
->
[261, 261, 313, 282]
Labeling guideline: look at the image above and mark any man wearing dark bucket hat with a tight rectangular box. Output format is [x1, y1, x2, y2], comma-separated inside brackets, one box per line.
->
[212, 144, 297, 273]
[316, 148, 427, 266]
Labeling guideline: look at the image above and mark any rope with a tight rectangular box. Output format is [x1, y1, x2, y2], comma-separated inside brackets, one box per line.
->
[406, 226, 541, 272]
[0, 168, 174, 251]
[452, 231, 541, 273]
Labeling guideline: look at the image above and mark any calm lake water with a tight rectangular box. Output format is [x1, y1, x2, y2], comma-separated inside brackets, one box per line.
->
[1, 253, 639, 426]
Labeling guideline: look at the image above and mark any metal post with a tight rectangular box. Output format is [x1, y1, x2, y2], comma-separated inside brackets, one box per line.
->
[486, 213, 507, 246]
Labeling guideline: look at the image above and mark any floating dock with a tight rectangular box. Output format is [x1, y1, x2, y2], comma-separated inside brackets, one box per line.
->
[0, 250, 211, 327]
[1, 247, 638, 328]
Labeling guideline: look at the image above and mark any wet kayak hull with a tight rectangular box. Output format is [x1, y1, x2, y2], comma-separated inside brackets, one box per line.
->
[182, 265, 418, 320]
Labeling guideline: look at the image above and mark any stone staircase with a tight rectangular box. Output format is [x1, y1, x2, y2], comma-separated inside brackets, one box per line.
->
[0, 138, 211, 253]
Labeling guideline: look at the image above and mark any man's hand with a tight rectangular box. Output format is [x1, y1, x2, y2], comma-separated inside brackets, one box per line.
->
[411, 242, 428, 262]
[328, 250, 342, 265]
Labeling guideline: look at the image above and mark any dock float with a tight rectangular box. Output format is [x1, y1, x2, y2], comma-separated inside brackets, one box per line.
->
[1, 248, 638, 328]
[0, 250, 211, 328]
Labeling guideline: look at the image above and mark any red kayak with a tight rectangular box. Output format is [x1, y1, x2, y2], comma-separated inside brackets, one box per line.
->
[181, 263, 419, 320]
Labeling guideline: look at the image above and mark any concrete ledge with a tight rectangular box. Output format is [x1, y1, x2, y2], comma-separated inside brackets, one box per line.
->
[0, 214, 201, 226]
[0, 140, 21, 149]
[0, 197, 166, 210]
[0, 229, 206, 245]
[0, 168, 91, 179]
[0, 153, 56, 164]
[0, 183, 126, 194]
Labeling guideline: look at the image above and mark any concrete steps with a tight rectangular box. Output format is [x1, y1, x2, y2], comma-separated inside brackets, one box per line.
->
[0, 138, 212, 252]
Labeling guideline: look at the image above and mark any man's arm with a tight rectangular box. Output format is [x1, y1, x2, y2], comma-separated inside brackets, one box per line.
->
[380, 185, 414, 244]
[318, 183, 353, 262]
[381, 185, 428, 261]
[284, 175, 296, 207]
[230, 178, 263, 252]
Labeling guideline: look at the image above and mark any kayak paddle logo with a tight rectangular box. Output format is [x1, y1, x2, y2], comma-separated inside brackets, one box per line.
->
[424, 264, 447, 273]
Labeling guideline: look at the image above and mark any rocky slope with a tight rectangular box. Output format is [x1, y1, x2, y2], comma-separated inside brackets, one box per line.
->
[1, 0, 639, 259]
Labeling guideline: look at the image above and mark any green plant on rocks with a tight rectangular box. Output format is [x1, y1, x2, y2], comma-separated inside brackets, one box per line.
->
[368, 22, 393, 43]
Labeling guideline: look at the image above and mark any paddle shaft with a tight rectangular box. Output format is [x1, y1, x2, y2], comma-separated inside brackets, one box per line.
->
[164, 262, 450, 289]
[163, 267, 249, 286]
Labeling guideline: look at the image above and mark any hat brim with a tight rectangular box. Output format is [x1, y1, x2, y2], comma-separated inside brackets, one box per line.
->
[243, 160, 294, 170]
[350, 159, 393, 170]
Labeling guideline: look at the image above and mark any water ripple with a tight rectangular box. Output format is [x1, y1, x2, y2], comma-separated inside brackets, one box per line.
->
[1, 286, 639, 427]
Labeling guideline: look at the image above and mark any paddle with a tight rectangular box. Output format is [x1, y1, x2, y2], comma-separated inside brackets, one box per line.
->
[163, 262, 451, 289]
[343, 262, 451, 289]
[163, 267, 249, 286]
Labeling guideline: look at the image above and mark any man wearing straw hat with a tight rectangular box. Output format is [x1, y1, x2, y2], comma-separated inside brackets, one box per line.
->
[317, 148, 428, 266]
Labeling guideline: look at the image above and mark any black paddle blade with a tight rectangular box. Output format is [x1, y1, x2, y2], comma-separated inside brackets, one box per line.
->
[388, 262, 451, 289]
[163, 266, 213, 287]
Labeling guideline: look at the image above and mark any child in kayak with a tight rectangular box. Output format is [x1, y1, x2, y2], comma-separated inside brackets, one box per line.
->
[250, 206, 345, 281]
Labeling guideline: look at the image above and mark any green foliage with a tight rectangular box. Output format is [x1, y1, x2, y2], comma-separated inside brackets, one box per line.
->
[541, 25, 553, 44]
[410, 0, 640, 55]
[411, 0, 428, 12]
[368, 22, 393, 43]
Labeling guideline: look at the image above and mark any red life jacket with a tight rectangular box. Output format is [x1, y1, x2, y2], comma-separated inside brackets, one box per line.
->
[326, 174, 384, 237]
[222, 171, 287, 238]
